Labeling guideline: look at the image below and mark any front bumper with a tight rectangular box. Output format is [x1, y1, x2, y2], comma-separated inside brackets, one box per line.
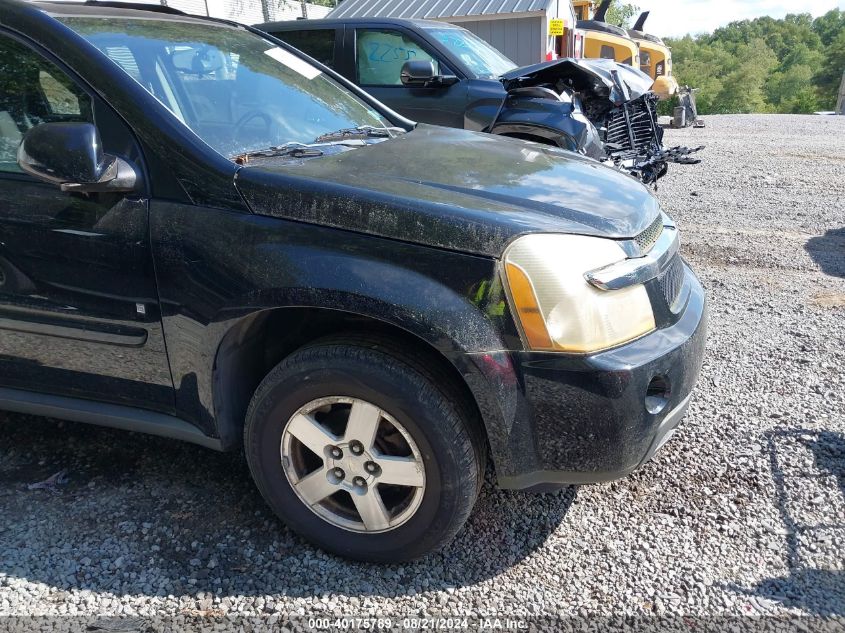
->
[496, 265, 707, 491]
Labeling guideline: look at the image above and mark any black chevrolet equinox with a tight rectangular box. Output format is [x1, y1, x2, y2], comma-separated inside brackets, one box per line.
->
[0, 0, 707, 561]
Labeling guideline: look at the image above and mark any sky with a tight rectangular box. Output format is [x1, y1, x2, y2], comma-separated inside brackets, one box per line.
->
[633, 0, 845, 37]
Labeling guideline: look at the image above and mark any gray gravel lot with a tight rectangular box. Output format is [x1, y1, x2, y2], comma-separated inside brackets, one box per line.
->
[1, 114, 843, 626]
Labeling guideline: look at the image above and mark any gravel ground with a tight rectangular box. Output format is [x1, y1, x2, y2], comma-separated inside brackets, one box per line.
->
[1, 114, 844, 628]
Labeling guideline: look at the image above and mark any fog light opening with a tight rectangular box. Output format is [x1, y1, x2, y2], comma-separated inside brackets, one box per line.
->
[645, 375, 671, 415]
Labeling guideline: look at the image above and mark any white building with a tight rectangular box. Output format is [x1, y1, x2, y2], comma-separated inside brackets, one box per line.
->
[131, 0, 332, 25]
[328, 0, 578, 66]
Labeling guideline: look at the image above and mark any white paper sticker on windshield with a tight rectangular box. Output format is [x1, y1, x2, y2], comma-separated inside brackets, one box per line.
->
[264, 47, 322, 80]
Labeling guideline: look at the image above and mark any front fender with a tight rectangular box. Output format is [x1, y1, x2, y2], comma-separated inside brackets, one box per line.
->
[150, 201, 522, 446]
[492, 96, 606, 160]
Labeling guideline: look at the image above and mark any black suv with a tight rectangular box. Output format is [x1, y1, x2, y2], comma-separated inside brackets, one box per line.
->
[0, 0, 706, 561]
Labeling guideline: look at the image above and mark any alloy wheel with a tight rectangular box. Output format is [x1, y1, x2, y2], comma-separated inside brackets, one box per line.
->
[280, 396, 426, 533]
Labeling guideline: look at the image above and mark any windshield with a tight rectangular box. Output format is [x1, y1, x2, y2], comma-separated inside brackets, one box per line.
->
[60, 17, 393, 159]
[423, 27, 517, 79]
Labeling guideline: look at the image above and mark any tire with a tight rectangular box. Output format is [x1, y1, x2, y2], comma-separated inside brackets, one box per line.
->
[243, 337, 485, 562]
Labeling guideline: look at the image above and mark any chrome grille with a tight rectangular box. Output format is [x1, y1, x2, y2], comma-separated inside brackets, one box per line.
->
[634, 215, 664, 253]
[658, 255, 685, 310]
[606, 98, 658, 152]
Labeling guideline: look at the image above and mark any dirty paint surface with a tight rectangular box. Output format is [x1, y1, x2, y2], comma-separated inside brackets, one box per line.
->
[237, 125, 662, 257]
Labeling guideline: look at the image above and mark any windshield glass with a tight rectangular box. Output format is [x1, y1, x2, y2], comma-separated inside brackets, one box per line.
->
[423, 27, 517, 79]
[60, 17, 393, 159]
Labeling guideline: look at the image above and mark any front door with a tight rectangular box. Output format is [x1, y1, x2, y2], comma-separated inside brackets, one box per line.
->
[352, 27, 468, 128]
[0, 31, 174, 410]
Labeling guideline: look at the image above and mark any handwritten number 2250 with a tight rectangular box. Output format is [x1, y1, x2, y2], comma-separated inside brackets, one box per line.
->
[366, 42, 419, 63]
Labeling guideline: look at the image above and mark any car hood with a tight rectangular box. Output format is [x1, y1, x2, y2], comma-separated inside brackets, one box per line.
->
[235, 125, 661, 258]
[499, 57, 654, 106]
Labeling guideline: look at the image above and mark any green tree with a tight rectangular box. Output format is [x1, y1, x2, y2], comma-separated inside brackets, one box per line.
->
[710, 39, 778, 113]
[665, 11, 844, 114]
[604, 2, 640, 28]
[815, 28, 845, 109]
[765, 43, 824, 112]
[665, 36, 737, 113]
[811, 9, 845, 46]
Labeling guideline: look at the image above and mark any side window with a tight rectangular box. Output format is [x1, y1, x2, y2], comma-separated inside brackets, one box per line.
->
[639, 51, 651, 75]
[599, 45, 616, 60]
[94, 41, 186, 122]
[0, 34, 92, 173]
[356, 29, 439, 86]
[38, 71, 83, 115]
[277, 29, 337, 69]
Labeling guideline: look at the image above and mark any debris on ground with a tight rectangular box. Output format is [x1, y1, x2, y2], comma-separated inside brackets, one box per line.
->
[26, 469, 68, 492]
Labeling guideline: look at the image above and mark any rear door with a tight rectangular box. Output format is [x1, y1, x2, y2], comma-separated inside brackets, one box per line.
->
[350, 25, 467, 128]
[0, 31, 174, 410]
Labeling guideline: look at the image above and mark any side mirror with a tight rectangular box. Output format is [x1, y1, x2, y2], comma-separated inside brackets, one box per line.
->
[400, 60, 436, 86]
[17, 122, 137, 193]
[399, 60, 458, 88]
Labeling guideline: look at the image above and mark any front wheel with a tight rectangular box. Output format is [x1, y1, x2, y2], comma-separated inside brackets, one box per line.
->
[243, 338, 485, 561]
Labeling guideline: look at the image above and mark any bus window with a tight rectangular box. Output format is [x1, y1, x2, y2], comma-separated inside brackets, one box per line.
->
[640, 50, 651, 75]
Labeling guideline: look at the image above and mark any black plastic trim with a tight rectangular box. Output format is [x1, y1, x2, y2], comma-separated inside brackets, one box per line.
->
[0, 310, 148, 347]
[0, 387, 223, 450]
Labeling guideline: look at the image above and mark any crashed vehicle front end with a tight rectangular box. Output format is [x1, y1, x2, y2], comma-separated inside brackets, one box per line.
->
[491, 58, 702, 184]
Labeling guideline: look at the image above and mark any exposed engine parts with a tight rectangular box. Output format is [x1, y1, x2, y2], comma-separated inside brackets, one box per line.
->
[601, 94, 703, 184]
[495, 58, 704, 185]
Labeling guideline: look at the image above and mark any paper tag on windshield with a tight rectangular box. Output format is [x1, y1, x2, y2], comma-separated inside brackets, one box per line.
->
[264, 47, 322, 80]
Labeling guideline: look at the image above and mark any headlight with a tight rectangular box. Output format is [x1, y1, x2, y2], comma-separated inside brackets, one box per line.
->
[503, 234, 655, 353]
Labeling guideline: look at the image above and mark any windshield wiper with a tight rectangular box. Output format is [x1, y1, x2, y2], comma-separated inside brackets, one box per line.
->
[313, 125, 406, 143]
[232, 142, 324, 164]
[232, 129, 405, 164]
